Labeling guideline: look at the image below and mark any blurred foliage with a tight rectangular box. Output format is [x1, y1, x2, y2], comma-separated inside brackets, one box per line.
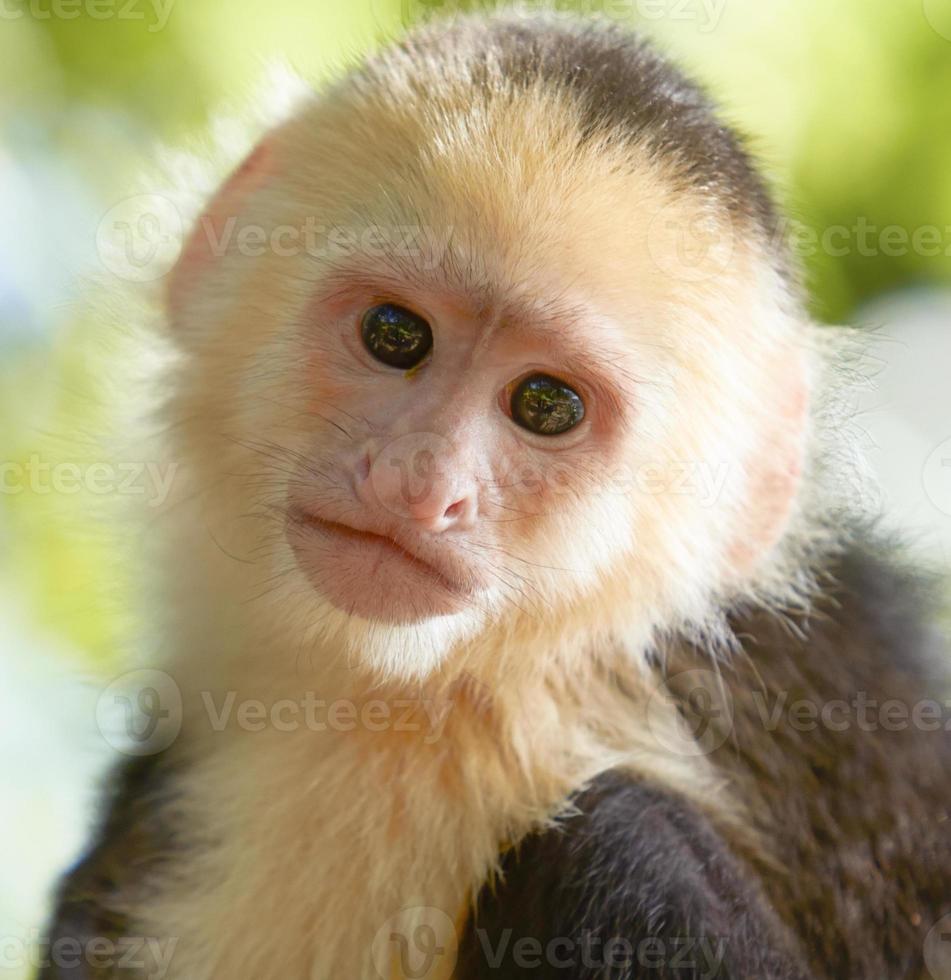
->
[1, 0, 950, 672]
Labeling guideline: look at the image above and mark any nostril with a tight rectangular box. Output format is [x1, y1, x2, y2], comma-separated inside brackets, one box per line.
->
[355, 452, 371, 483]
[444, 499, 466, 521]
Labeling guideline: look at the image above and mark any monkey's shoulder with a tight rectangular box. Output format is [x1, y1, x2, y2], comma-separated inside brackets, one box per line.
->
[727, 539, 950, 700]
[456, 772, 811, 979]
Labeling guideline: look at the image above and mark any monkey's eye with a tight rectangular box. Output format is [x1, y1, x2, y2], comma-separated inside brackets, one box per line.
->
[511, 374, 585, 436]
[360, 303, 433, 370]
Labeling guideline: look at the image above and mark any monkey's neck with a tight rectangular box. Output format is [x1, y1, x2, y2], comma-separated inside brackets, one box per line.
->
[139, 601, 719, 978]
[141, 641, 641, 976]
[171, 603, 713, 810]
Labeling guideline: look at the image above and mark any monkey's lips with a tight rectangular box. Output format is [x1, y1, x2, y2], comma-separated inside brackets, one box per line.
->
[286, 509, 477, 623]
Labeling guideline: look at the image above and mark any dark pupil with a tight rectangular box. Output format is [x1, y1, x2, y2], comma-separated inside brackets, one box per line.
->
[512, 374, 585, 436]
[361, 304, 432, 369]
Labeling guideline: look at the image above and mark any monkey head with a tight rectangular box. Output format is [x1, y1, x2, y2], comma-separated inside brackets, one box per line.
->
[161, 16, 816, 682]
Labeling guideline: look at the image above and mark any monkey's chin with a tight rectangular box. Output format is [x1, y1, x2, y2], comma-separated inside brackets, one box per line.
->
[287, 516, 474, 625]
[334, 605, 487, 682]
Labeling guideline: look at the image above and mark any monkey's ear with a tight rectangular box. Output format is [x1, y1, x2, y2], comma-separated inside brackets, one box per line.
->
[729, 344, 812, 580]
[166, 139, 275, 322]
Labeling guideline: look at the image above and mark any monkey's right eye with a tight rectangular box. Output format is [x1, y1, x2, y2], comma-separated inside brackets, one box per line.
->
[360, 304, 433, 370]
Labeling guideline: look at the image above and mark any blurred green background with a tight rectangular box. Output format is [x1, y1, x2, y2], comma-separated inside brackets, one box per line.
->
[1, 0, 950, 974]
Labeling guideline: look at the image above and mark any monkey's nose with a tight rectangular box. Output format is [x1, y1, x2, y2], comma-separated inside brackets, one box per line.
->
[356, 435, 478, 534]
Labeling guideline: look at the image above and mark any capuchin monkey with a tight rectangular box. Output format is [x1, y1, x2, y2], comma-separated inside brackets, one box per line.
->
[43, 11, 951, 980]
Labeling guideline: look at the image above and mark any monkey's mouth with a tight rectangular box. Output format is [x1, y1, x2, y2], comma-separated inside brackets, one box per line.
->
[286, 508, 476, 620]
[301, 513, 460, 589]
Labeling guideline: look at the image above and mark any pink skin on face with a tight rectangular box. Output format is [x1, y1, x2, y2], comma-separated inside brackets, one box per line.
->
[287, 427, 485, 623]
[284, 276, 628, 625]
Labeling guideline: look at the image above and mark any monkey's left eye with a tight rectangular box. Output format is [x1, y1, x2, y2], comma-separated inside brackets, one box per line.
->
[511, 374, 585, 436]
[360, 303, 433, 369]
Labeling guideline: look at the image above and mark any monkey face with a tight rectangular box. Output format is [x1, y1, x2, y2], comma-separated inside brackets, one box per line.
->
[280, 280, 636, 627]
[162, 80, 812, 681]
